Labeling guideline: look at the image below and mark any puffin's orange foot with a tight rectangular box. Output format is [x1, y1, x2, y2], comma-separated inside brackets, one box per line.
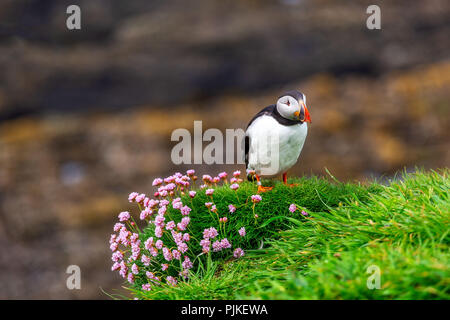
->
[285, 183, 298, 188]
[257, 185, 273, 193]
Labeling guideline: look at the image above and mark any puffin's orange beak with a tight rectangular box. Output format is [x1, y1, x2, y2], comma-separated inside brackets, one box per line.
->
[295, 101, 311, 123]
[302, 101, 311, 123]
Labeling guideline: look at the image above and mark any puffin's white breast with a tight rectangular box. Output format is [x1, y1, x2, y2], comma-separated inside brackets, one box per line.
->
[246, 115, 307, 176]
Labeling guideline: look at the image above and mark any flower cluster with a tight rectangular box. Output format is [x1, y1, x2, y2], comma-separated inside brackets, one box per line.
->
[288, 203, 309, 216]
[110, 169, 255, 291]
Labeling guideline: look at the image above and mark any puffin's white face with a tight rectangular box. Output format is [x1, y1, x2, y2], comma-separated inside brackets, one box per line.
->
[276, 94, 303, 121]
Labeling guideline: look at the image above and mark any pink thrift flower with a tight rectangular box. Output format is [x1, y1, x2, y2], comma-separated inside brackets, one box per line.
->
[172, 230, 183, 244]
[162, 247, 173, 261]
[218, 172, 228, 179]
[155, 240, 164, 249]
[119, 262, 127, 278]
[110, 234, 117, 244]
[233, 248, 245, 258]
[183, 233, 190, 242]
[180, 270, 189, 279]
[149, 247, 158, 257]
[213, 177, 220, 183]
[127, 273, 135, 284]
[173, 201, 182, 210]
[111, 262, 120, 271]
[113, 223, 125, 232]
[112, 251, 123, 262]
[230, 183, 239, 190]
[205, 202, 213, 208]
[140, 208, 152, 220]
[142, 284, 152, 291]
[160, 190, 168, 197]
[110, 242, 118, 252]
[141, 255, 151, 266]
[128, 192, 139, 202]
[212, 240, 222, 252]
[239, 227, 246, 237]
[144, 237, 154, 250]
[147, 199, 159, 208]
[180, 205, 191, 216]
[159, 199, 170, 207]
[182, 256, 193, 270]
[211, 205, 217, 213]
[152, 178, 163, 186]
[158, 206, 167, 215]
[251, 195, 262, 203]
[131, 263, 139, 275]
[154, 214, 165, 227]
[118, 211, 130, 222]
[221, 238, 232, 249]
[228, 204, 236, 213]
[135, 193, 146, 203]
[301, 210, 308, 216]
[165, 221, 176, 230]
[233, 170, 241, 177]
[181, 216, 190, 226]
[166, 276, 177, 286]
[289, 204, 297, 213]
[206, 188, 215, 196]
[202, 175, 213, 183]
[165, 183, 176, 191]
[189, 191, 196, 198]
[203, 227, 218, 239]
[164, 176, 175, 184]
[178, 242, 189, 253]
[200, 239, 210, 252]
[172, 250, 181, 260]
[130, 233, 139, 243]
[186, 169, 195, 176]
[156, 228, 164, 239]
[161, 264, 169, 271]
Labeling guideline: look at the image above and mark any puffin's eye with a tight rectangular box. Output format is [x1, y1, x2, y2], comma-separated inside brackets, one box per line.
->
[286, 99, 290, 106]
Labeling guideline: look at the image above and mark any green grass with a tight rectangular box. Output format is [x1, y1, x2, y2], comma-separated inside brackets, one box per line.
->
[131, 169, 449, 300]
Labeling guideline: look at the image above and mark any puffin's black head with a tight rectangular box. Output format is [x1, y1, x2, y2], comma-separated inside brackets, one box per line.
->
[276, 90, 311, 123]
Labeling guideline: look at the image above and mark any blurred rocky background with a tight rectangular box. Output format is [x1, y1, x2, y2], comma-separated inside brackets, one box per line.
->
[0, 0, 449, 299]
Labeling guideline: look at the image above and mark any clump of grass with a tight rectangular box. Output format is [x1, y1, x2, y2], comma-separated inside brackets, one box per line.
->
[111, 169, 448, 300]
[235, 169, 450, 299]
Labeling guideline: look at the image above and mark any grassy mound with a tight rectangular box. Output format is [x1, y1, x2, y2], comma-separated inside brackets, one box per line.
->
[129, 169, 449, 300]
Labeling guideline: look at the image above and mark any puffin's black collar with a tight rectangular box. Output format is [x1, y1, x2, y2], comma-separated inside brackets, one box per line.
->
[247, 104, 303, 129]
[272, 106, 303, 126]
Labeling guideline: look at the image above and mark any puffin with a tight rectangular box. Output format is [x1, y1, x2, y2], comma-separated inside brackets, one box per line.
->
[245, 90, 311, 192]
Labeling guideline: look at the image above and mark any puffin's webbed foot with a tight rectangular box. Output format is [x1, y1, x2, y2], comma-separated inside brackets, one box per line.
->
[257, 185, 273, 193]
[282, 173, 298, 187]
